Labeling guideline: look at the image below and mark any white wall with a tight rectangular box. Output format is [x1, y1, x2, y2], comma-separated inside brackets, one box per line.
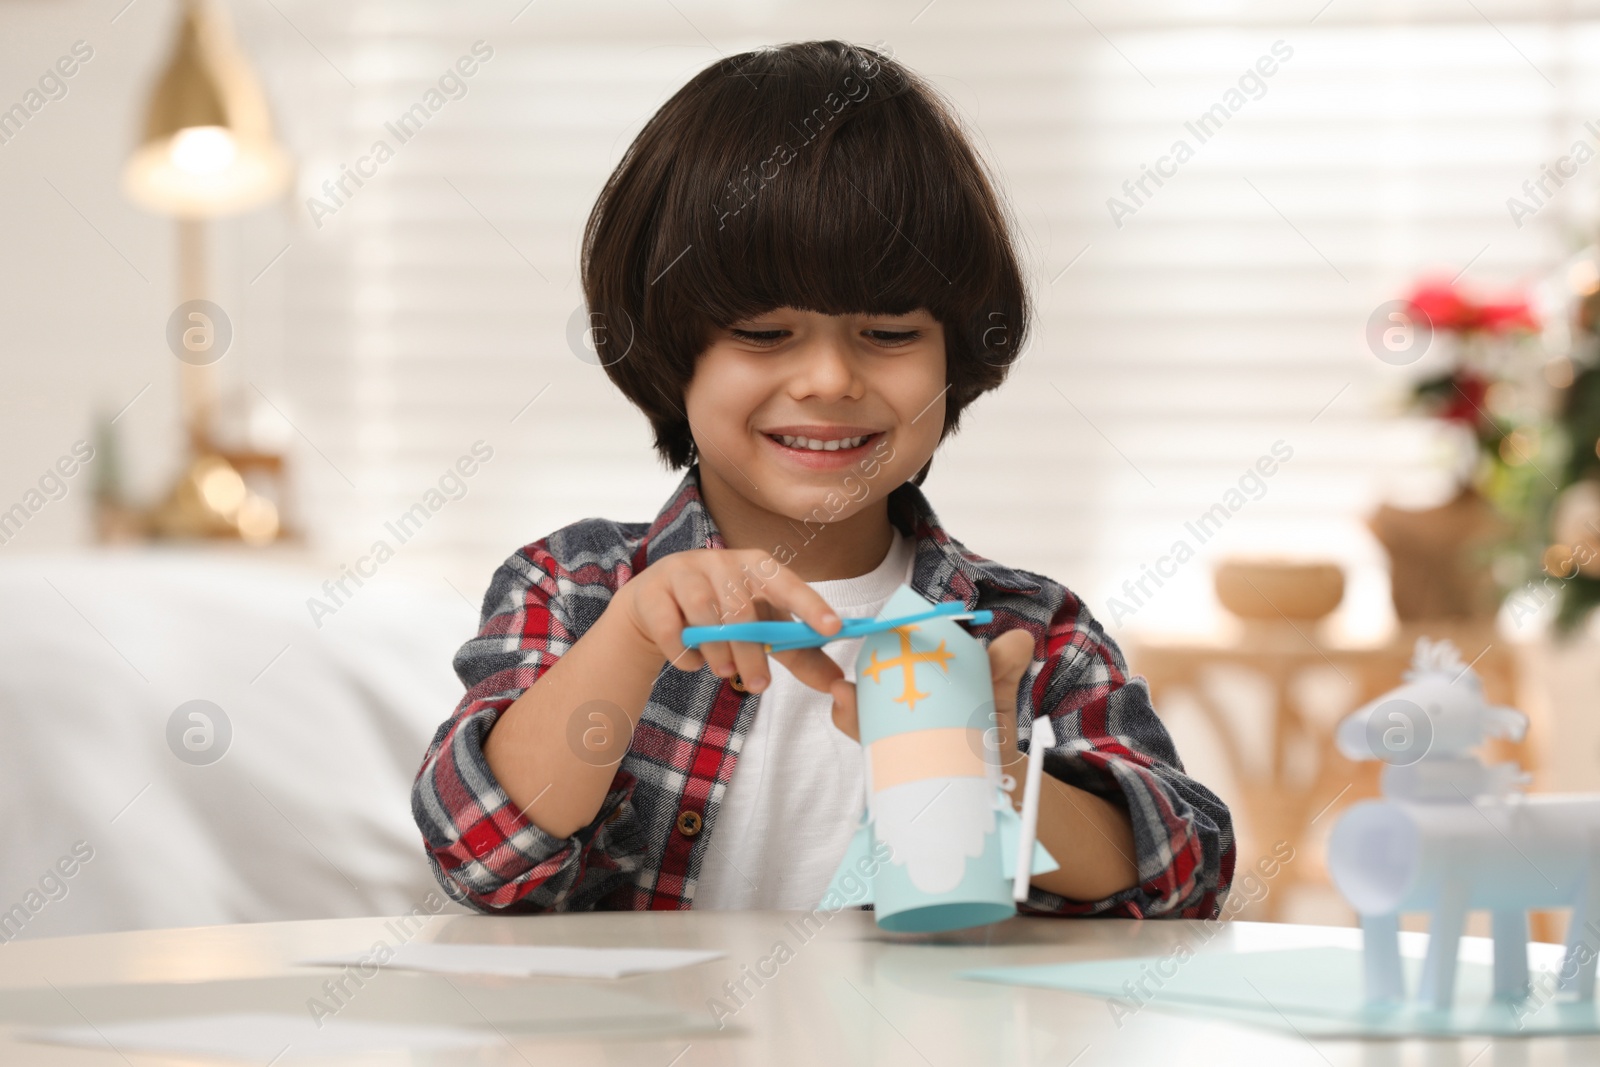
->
[0, 0, 1588, 637]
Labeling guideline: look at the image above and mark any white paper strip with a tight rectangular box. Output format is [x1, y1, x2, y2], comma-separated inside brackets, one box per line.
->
[300, 942, 724, 980]
[24, 1012, 494, 1061]
[1013, 716, 1055, 902]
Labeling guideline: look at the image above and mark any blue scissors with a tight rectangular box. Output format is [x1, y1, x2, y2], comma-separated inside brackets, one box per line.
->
[681, 601, 992, 654]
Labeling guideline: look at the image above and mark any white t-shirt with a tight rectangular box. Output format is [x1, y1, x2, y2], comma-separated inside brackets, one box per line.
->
[693, 530, 917, 910]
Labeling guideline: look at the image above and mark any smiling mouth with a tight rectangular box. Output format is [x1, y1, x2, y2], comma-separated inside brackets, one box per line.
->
[765, 432, 879, 452]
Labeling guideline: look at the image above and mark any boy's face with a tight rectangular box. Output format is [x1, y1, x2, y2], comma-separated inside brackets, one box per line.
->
[684, 307, 947, 524]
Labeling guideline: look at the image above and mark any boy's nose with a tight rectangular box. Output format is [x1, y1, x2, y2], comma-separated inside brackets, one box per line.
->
[789, 339, 863, 401]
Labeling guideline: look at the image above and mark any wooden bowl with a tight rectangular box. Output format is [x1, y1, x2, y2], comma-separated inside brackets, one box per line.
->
[1214, 559, 1345, 622]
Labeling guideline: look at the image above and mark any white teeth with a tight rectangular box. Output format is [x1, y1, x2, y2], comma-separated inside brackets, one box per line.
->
[774, 434, 869, 451]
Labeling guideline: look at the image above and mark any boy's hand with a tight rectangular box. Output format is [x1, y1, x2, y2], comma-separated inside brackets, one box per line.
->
[829, 628, 1035, 766]
[614, 548, 845, 695]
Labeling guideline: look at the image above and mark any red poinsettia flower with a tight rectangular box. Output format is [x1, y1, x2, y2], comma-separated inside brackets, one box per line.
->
[1438, 370, 1491, 427]
[1404, 279, 1539, 335]
[1406, 280, 1477, 332]
[1478, 298, 1539, 334]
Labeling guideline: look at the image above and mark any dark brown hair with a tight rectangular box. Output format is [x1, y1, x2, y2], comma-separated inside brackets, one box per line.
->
[580, 40, 1030, 478]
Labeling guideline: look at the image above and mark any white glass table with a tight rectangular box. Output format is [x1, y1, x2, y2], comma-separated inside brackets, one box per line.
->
[0, 910, 1591, 1064]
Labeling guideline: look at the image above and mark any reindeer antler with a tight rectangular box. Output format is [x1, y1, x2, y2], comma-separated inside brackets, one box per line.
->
[1411, 637, 1463, 676]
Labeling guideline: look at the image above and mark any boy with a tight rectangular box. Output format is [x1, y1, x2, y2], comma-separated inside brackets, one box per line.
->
[413, 40, 1234, 917]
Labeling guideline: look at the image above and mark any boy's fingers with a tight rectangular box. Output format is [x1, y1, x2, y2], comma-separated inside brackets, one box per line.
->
[986, 630, 1033, 772]
[768, 570, 840, 636]
[987, 630, 1034, 716]
[669, 572, 733, 675]
[700, 641, 735, 677]
[730, 640, 769, 693]
[640, 593, 701, 671]
[829, 678, 860, 742]
[773, 647, 844, 694]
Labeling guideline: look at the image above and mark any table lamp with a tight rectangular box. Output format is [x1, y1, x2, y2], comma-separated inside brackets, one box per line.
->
[117, 0, 294, 544]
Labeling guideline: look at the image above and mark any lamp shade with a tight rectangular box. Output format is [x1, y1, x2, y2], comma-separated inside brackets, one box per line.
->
[122, 0, 292, 218]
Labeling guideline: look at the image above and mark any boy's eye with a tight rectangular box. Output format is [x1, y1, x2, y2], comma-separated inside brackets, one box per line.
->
[726, 326, 922, 347]
[865, 329, 920, 346]
[730, 329, 789, 346]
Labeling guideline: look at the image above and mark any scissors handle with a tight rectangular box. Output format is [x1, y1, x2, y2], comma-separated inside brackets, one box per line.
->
[680, 602, 991, 653]
[678, 620, 799, 646]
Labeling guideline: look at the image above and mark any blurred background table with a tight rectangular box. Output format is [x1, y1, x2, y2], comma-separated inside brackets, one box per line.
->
[1130, 620, 1537, 931]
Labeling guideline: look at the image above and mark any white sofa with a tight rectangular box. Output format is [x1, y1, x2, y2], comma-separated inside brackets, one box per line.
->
[0, 550, 477, 939]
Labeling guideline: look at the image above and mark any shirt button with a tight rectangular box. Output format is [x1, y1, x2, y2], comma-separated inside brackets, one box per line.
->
[676, 810, 703, 837]
[729, 674, 750, 693]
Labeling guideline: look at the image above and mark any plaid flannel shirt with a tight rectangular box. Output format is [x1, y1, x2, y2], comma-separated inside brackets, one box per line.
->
[412, 466, 1235, 917]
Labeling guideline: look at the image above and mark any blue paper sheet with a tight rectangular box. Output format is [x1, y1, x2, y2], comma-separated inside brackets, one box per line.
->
[962, 947, 1600, 1038]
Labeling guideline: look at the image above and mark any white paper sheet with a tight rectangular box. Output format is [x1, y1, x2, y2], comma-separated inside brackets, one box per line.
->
[299, 942, 725, 980]
[23, 1012, 495, 1061]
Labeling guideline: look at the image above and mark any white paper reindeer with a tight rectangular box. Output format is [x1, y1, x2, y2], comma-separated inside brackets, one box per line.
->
[1329, 638, 1600, 1010]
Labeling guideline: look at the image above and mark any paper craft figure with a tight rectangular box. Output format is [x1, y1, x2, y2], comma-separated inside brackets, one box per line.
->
[1329, 638, 1600, 1010]
[824, 585, 1058, 933]
[681, 584, 1059, 933]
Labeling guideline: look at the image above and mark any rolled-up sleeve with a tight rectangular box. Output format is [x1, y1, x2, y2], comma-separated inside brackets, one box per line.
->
[1014, 597, 1235, 919]
[410, 546, 645, 912]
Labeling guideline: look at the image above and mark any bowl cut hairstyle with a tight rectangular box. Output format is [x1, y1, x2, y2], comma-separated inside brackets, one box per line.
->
[580, 39, 1030, 480]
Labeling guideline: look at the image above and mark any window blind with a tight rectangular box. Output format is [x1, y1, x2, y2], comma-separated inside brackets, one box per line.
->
[234, 0, 1586, 636]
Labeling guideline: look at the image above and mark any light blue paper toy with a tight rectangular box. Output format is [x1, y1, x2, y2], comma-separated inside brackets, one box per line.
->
[820, 585, 1059, 933]
[681, 584, 1060, 932]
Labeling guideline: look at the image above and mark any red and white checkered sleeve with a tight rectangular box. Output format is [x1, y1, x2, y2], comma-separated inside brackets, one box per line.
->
[410, 545, 642, 912]
[1014, 595, 1236, 919]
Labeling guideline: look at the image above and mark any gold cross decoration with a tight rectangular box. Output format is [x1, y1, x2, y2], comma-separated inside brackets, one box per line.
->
[860, 625, 954, 712]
